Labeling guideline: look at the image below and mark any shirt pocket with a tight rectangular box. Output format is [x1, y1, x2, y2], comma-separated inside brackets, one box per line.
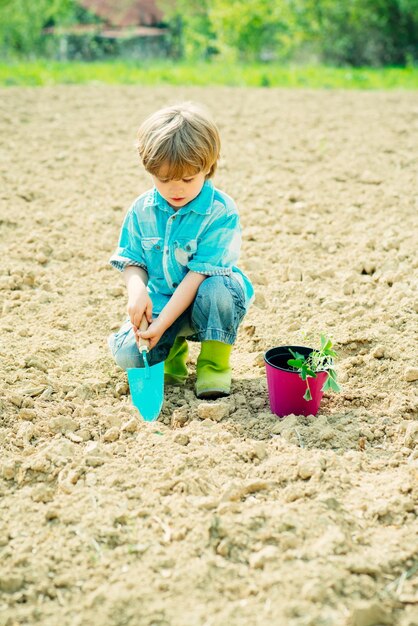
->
[141, 237, 164, 276]
[173, 238, 198, 267]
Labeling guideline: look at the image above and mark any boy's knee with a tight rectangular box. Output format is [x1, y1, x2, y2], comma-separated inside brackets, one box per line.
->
[108, 331, 141, 370]
[197, 276, 230, 300]
[113, 348, 141, 370]
[197, 275, 233, 312]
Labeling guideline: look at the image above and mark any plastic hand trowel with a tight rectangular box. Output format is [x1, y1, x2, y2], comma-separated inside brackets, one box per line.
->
[127, 317, 164, 421]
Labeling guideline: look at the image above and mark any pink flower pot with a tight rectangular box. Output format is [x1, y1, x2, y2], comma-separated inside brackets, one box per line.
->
[264, 346, 328, 417]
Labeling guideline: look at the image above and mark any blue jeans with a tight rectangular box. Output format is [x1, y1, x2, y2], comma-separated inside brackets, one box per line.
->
[108, 275, 247, 369]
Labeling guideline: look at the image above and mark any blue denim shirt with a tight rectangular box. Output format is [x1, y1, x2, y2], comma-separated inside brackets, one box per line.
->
[110, 180, 254, 315]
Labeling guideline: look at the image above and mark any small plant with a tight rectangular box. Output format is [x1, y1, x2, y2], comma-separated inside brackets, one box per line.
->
[287, 335, 340, 401]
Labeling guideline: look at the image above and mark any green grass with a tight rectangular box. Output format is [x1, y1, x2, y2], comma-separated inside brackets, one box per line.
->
[0, 59, 417, 89]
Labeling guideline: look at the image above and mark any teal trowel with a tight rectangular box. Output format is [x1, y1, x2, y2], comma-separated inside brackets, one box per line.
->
[127, 317, 164, 421]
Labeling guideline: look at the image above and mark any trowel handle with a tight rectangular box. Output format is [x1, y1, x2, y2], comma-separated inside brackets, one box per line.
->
[137, 316, 150, 353]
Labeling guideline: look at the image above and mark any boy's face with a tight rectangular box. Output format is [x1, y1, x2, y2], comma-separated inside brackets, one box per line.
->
[152, 166, 208, 209]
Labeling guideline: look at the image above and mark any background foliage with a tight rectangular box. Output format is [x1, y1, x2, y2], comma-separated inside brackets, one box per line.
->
[0, 0, 417, 66]
[161, 0, 418, 65]
[0, 0, 75, 57]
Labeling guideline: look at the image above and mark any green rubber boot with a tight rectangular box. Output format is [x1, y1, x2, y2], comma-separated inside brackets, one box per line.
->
[196, 340, 232, 399]
[164, 337, 189, 386]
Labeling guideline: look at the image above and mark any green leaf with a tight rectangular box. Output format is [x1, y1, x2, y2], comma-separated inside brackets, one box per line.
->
[293, 351, 306, 361]
[320, 335, 334, 352]
[329, 378, 341, 392]
[287, 358, 303, 369]
[303, 387, 312, 401]
[322, 377, 332, 391]
[289, 349, 306, 361]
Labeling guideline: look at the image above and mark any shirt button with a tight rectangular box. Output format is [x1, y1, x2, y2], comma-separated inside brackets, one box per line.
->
[173, 282, 178, 288]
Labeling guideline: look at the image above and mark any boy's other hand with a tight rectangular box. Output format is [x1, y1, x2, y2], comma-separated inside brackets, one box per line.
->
[127, 289, 153, 329]
[137, 318, 166, 351]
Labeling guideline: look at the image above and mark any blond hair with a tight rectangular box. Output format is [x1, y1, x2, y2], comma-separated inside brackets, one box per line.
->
[137, 102, 221, 180]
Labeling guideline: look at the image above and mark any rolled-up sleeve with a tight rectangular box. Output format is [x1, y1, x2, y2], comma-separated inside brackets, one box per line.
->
[109, 205, 147, 273]
[187, 212, 242, 276]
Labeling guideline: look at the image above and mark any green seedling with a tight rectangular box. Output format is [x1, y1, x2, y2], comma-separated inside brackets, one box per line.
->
[287, 334, 341, 401]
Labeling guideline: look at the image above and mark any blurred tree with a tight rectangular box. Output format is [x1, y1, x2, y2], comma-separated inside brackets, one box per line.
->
[159, 0, 417, 65]
[158, 0, 294, 61]
[209, 0, 290, 61]
[288, 0, 418, 65]
[0, 0, 76, 57]
[158, 0, 216, 59]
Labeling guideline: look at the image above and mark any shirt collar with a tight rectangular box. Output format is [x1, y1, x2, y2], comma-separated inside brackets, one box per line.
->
[153, 180, 214, 215]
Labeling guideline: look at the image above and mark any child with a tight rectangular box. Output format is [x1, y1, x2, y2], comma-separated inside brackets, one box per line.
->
[108, 102, 254, 399]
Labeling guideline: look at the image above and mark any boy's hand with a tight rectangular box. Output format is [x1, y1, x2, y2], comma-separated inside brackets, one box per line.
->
[137, 318, 167, 351]
[127, 287, 153, 329]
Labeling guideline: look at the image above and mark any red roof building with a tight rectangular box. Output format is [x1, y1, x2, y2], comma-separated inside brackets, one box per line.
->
[43, 0, 171, 58]
[78, 0, 165, 28]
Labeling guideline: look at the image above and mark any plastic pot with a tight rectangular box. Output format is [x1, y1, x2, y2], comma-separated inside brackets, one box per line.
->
[264, 346, 328, 418]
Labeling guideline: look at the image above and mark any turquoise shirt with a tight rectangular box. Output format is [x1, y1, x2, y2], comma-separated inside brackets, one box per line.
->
[110, 180, 254, 315]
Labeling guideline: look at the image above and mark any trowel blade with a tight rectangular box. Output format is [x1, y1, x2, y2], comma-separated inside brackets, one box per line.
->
[127, 361, 164, 422]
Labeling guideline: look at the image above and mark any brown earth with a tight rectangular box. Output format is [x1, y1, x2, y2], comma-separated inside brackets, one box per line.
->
[0, 86, 417, 626]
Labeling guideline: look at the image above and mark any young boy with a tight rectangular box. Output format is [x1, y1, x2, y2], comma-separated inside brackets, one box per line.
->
[108, 102, 254, 399]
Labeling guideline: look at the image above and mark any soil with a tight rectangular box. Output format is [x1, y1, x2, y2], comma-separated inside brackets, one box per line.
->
[0, 86, 417, 626]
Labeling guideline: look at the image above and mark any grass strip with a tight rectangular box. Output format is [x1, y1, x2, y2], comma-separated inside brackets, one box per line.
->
[0, 60, 417, 89]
